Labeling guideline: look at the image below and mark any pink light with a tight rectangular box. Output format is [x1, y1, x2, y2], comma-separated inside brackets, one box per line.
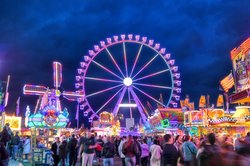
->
[106, 38, 112, 44]
[121, 34, 126, 40]
[133, 69, 169, 82]
[168, 59, 175, 65]
[84, 56, 90, 62]
[105, 48, 125, 78]
[160, 48, 166, 54]
[133, 83, 172, 89]
[164, 53, 171, 59]
[86, 84, 123, 98]
[128, 34, 133, 40]
[88, 50, 95, 56]
[142, 37, 147, 43]
[100, 41, 106, 47]
[135, 35, 140, 41]
[123, 42, 128, 76]
[92, 60, 123, 80]
[96, 87, 123, 114]
[53, 62, 62, 88]
[148, 40, 154, 46]
[154, 43, 160, 50]
[85, 76, 122, 83]
[132, 53, 159, 79]
[130, 44, 143, 77]
[94, 45, 100, 51]
[113, 36, 119, 41]
[133, 85, 166, 107]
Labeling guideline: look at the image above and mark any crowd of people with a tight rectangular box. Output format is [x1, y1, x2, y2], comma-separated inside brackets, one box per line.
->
[1, 123, 250, 166]
[48, 130, 250, 166]
[0, 123, 32, 166]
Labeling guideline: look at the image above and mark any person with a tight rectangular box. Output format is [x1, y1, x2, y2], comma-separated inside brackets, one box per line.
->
[68, 134, 78, 166]
[162, 134, 178, 166]
[133, 136, 142, 166]
[140, 139, 149, 166]
[96, 135, 104, 166]
[102, 136, 115, 166]
[11, 131, 20, 160]
[196, 133, 222, 166]
[59, 139, 68, 166]
[51, 137, 61, 166]
[0, 123, 12, 148]
[181, 135, 197, 166]
[122, 135, 139, 166]
[23, 136, 31, 162]
[78, 131, 97, 166]
[118, 136, 127, 166]
[150, 139, 162, 166]
[0, 142, 9, 166]
[245, 132, 250, 144]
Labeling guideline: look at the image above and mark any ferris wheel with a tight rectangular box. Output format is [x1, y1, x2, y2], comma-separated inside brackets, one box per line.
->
[75, 34, 181, 123]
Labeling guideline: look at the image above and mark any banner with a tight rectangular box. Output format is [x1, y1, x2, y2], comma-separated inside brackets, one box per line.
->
[216, 94, 224, 107]
[199, 95, 206, 108]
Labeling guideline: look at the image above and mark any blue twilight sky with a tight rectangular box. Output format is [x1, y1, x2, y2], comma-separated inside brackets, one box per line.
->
[0, 0, 250, 127]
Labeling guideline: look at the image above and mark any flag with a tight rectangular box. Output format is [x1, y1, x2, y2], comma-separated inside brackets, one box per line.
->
[220, 73, 234, 92]
[75, 104, 79, 120]
[216, 94, 224, 107]
[16, 97, 20, 116]
[199, 95, 206, 108]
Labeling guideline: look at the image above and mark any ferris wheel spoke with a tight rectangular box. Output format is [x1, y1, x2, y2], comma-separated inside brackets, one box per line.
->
[96, 87, 124, 114]
[127, 87, 132, 118]
[130, 44, 143, 77]
[133, 69, 170, 82]
[112, 87, 127, 116]
[133, 83, 172, 89]
[132, 53, 159, 79]
[86, 84, 123, 98]
[85, 77, 122, 83]
[123, 42, 128, 77]
[129, 87, 148, 122]
[132, 85, 166, 107]
[92, 60, 123, 80]
[105, 48, 125, 78]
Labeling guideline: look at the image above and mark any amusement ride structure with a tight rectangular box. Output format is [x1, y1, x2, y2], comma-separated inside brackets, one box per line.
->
[75, 34, 181, 123]
[23, 62, 84, 127]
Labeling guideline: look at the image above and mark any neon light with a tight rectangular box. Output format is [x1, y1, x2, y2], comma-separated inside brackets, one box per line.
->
[132, 53, 159, 79]
[105, 47, 125, 78]
[123, 77, 133, 86]
[92, 60, 123, 80]
[130, 44, 143, 77]
[133, 69, 170, 82]
[119, 103, 137, 107]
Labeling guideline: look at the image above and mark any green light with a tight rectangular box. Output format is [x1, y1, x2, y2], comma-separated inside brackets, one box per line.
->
[161, 119, 170, 128]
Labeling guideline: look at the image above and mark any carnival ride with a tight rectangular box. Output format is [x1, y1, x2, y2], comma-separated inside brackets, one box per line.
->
[75, 34, 181, 124]
[23, 61, 84, 128]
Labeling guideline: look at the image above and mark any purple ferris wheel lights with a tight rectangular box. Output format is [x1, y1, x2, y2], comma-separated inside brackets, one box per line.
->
[148, 40, 154, 46]
[113, 35, 119, 41]
[100, 41, 106, 47]
[121, 34, 126, 40]
[164, 53, 171, 59]
[142, 37, 147, 43]
[160, 48, 166, 54]
[128, 34, 133, 40]
[106, 38, 112, 44]
[154, 43, 160, 50]
[94, 45, 100, 51]
[135, 35, 140, 41]
[171, 66, 178, 72]
[174, 80, 182, 86]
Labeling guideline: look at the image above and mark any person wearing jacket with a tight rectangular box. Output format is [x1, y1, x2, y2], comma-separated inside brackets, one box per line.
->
[122, 135, 139, 166]
[118, 136, 127, 166]
[11, 131, 20, 160]
[51, 137, 61, 166]
[140, 139, 149, 166]
[162, 134, 178, 166]
[59, 139, 67, 166]
[102, 136, 115, 166]
[181, 135, 197, 166]
[150, 139, 162, 166]
[23, 136, 31, 162]
[0, 142, 9, 166]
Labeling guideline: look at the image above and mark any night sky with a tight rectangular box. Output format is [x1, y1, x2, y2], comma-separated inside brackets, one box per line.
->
[1, 0, 250, 127]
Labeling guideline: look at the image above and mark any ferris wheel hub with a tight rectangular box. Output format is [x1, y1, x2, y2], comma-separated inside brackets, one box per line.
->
[123, 77, 133, 86]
